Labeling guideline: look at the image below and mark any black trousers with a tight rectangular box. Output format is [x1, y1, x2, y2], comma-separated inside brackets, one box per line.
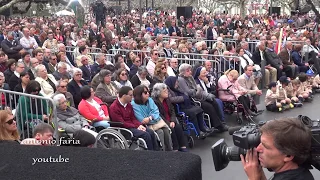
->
[200, 100, 222, 128]
[170, 123, 187, 150]
[129, 128, 158, 151]
[238, 95, 251, 113]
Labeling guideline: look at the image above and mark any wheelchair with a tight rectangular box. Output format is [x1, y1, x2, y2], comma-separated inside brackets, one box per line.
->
[175, 104, 203, 148]
[57, 121, 149, 150]
[219, 87, 259, 125]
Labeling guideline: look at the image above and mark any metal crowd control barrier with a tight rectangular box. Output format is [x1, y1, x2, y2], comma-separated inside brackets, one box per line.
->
[0, 89, 58, 142]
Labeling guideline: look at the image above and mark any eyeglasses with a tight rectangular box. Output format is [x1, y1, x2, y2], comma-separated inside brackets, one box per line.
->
[56, 29, 60, 30]
[143, 91, 149, 95]
[154, 53, 159, 56]
[75, 74, 82, 76]
[59, 86, 66, 88]
[171, 62, 178, 64]
[6, 118, 15, 125]
[121, 73, 127, 76]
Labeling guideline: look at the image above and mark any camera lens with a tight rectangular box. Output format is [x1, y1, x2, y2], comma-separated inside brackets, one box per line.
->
[225, 146, 247, 161]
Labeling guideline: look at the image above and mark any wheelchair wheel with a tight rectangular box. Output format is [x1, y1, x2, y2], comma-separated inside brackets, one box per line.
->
[94, 129, 129, 149]
[187, 136, 194, 148]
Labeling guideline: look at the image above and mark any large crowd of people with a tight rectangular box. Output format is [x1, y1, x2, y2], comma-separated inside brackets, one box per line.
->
[0, 9, 319, 153]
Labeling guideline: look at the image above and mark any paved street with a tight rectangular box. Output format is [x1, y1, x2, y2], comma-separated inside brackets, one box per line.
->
[190, 94, 320, 180]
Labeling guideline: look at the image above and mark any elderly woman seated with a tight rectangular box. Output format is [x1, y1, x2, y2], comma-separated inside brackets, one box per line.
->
[53, 94, 90, 134]
[218, 69, 253, 115]
[152, 83, 188, 152]
[131, 85, 173, 151]
[78, 85, 110, 129]
[34, 64, 57, 98]
[95, 70, 119, 105]
[130, 66, 152, 88]
[177, 63, 228, 132]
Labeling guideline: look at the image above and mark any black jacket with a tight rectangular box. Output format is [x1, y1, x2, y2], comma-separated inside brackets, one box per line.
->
[1, 39, 23, 60]
[80, 65, 93, 83]
[67, 79, 88, 108]
[130, 74, 153, 88]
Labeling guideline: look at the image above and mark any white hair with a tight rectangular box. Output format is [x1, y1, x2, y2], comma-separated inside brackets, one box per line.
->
[53, 94, 66, 107]
[179, 63, 192, 76]
[72, 68, 82, 77]
[57, 61, 67, 69]
[34, 64, 46, 77]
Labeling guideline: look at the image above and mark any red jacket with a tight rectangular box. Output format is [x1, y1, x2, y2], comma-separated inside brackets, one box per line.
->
[109, 99, 141, 129]
[78, 96, 109, 122]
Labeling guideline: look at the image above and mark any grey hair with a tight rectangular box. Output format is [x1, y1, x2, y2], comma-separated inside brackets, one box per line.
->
[56, 80, 67, 88]
[34, 64, 46, 77]
[58, 43, 65, 48]
[96, 53, 105, 60]
[151, 83, 167, 98]
[53, 94, 66, 107]
[7, 31, 14, 36]
[179, 63, 192, 76]
[137, 66, 148, 75]
[57, 61, 67, 69]
[72, 68, 82, 77]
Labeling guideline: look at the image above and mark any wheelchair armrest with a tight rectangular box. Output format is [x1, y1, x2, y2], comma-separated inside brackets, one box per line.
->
[219, 89, 230, 92]
[108, 121, 124, 127]
[177, 112, 185, 117]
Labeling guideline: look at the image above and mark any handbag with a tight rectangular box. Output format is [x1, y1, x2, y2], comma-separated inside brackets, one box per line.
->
[148, 119, 168, 131]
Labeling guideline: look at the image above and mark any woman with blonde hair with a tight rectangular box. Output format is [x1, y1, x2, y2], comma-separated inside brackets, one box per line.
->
[150, 60, 168, 90]
[0, 109, 20, 142]
[218, 69, 253, 115]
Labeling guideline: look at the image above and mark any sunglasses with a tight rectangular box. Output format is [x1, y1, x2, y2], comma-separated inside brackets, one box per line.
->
[59, 86, 66, 88]
[6, 118, 15, 125]
[56, 29, 60, 30]
[154, 53, 159, 55]
[161, 67, 167, 70]
[121, 73, 127, 76]
[143, 91, 149, 95]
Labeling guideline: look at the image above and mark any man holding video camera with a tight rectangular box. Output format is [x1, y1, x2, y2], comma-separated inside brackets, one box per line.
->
[240, 117, 314, 180]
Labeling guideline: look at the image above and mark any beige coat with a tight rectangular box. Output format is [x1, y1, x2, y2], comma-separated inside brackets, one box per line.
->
[237, 73, 259, 95]
[276, 82, 288, 100]
[313, 75, 320, 87]
[265, 89, 278, 106]
[35, 74, 57, 98]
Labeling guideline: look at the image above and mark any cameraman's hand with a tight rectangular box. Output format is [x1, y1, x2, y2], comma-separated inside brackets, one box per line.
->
[240, 148, 265, 180]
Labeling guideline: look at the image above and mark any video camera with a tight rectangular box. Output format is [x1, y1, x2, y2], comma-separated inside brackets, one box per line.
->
[211, 115, 320, 171]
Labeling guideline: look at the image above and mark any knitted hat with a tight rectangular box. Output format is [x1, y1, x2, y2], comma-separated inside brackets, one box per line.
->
[72, 130, 96, 147]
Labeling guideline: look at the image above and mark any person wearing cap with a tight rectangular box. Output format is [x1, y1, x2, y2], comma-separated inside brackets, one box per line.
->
[265, 82, 283, 112]
[278, 76, 302, 108]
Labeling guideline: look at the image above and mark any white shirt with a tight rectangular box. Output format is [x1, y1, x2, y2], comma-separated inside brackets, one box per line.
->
[240, 54, 261, 71]
[87, 99, 106, 118]
[20, 36, 38, 49]
[146, 60, 156, 77]
[167, 66, 176, 77]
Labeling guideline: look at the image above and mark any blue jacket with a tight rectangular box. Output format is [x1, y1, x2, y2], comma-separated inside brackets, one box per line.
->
[291, 51, 304, 66]
[131, 97, 161, 125]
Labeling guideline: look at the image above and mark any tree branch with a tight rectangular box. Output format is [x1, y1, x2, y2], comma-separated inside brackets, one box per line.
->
[305, 0, 320, 23]
[0, 0, 24, 14]
[15, 0, 32, 14]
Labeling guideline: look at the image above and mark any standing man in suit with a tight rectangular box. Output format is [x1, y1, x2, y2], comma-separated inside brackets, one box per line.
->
[278, 41, 299, 78]
[206, 21, 218, 40]
[252, 42, 277, 88]
[89, 24, 98, 43]
[79, 55, 93, 83]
